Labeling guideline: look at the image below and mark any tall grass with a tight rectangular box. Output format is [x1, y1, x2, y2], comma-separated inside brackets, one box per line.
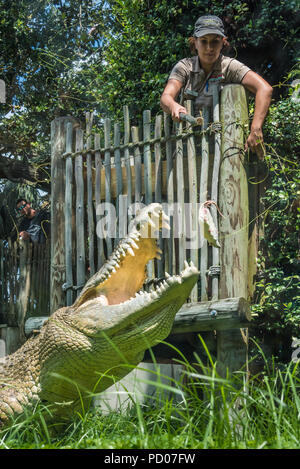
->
[1, 340, 300, 449]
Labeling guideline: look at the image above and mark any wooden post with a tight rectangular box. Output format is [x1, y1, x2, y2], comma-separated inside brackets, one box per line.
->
[65, 122, 74, 306]
[186, 100, 198, 301]
[217, 84, 249, 377]
[86, 113, 95, 276]
[51, 117, 79, 314]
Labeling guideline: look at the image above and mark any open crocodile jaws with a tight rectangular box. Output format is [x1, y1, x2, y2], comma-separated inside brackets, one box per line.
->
[0, 203, 199, 426]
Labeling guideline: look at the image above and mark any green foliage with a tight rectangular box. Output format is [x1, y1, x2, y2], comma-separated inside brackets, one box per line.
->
[0, 0, 106, 167]
[94, 0, 299, 120]
[251, 74, 300, 351]
[1, 342, 300, 449]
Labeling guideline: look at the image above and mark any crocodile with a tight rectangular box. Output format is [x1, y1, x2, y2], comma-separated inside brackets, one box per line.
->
[0, 204, 199, 427]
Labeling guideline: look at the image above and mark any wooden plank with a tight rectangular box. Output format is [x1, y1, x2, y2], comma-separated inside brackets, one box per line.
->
[154, 114, 163, 278]
[124, 105, 132, 224]
[143, 110, 153, 279]
[164, 113, 175, 276]
[219, 85, 249, 300]
[217, 84, 250, 377]
[104, 118, 113, 256]
[199, 108, 210, 301]
[186, 100, 198, 301]
[65, 122, 74, 306]
[143, 110, 152, 205]
[75, 128, 86, 295]
[114, 122, 122, 245]
[211, 84, 221, 301]
[94, 133, 105, 269]
[171, 297, 251, 333]
[131, 126, 142, 204]
[86, 112, 95, 276]
[175, 119, 185, 272]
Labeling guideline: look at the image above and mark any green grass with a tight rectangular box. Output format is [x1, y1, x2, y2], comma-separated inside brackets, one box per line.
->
[1, 341, 300, 449]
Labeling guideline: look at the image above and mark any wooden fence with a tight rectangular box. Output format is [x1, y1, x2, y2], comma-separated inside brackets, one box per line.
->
[0, 83, 261, 375]
[0, 239, 50, 351]
[49, 84, 253, 373]
[51, 84, 251, 307]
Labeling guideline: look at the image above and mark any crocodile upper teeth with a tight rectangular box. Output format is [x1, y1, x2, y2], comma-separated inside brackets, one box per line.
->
[128, 238, 139, 249]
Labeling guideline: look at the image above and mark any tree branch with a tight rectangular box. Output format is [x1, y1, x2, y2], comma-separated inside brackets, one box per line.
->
[0, 154, 51, 192]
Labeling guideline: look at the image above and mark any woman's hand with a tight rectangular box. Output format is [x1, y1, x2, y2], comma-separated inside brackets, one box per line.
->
[245, 127, 265, 160]
[242, 71, 272, 160]
[169, 102, 187, 122]
[160, 78, 187, 122]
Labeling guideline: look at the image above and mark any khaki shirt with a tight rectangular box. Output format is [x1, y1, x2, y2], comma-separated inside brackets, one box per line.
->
[168, 54, 250, 111]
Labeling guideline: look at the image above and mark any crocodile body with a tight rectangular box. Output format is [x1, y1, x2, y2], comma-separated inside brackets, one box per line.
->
[0, 204, 198, 427]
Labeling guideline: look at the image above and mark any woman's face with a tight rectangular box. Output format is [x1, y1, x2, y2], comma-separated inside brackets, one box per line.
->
[195, 34, 224, 68]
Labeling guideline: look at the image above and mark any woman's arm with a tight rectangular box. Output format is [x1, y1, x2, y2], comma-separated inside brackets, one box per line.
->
[242, 71, 273, 159]
[160, 79, 188, 121]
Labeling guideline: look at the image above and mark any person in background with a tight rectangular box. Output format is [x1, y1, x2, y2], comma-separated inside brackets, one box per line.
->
[160, 14, 273, 159]
[16, 198, 50, 244]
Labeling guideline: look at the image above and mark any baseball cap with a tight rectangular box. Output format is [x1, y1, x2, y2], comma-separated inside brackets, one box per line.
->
[194, 15, 225, 38]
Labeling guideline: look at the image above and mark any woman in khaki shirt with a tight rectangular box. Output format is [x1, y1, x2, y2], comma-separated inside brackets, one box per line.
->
[160, 15, 273, 159]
